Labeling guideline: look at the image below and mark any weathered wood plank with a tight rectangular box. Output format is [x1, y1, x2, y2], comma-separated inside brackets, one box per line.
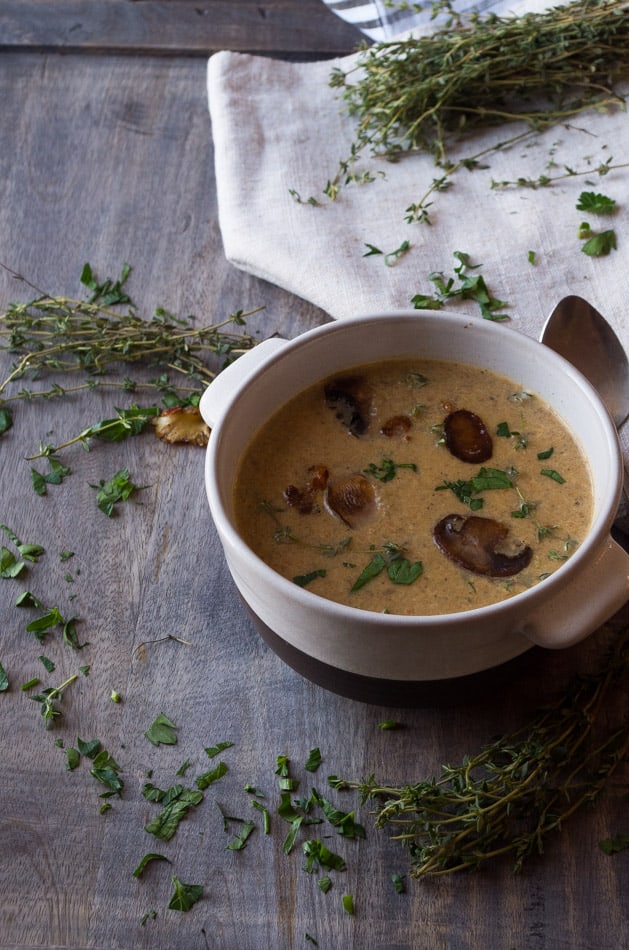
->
[0, 0, 364, 55]
[0, 41, 627, 950]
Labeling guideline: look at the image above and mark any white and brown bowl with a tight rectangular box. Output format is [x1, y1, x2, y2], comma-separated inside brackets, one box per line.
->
[199, 311, 629, 705]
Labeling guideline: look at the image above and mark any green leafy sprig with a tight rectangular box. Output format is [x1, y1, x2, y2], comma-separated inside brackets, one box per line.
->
[331, 627, 629, 878]
[0, 262, 262, 410]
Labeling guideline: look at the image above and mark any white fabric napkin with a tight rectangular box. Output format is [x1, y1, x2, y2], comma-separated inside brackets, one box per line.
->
[207, 2, 629, 477]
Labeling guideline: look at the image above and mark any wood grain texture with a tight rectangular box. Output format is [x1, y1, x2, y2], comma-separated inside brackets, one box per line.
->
[0, 12, 627, 949]
[0, 0, 364, 55]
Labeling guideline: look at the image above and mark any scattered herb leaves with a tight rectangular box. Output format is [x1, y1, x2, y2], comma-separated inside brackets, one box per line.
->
[132, 853, 170, 879]
[167, 875, 203, 912]
[91, 468, 145, 517]
[144, 713, 178, 747]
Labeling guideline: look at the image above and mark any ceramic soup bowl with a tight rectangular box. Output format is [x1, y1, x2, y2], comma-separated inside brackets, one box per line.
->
[199, 311, 629, 705]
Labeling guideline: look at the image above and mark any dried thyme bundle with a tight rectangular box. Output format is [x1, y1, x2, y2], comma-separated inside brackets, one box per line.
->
[332, 626, 629, 877]
[0, 263, 261, 405]
[331, 0, 629, 168]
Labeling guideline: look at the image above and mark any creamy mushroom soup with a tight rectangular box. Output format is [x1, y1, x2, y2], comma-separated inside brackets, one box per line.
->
[233, 358, 593, 616]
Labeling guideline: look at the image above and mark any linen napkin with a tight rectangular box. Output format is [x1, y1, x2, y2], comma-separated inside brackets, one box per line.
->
[207, 1, 629, 481]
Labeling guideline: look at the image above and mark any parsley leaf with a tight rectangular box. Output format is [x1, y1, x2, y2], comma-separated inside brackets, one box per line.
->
[576, 191, 616, 214]
[0, 661, 9, 692]
[351, 553, 386, 591]
[387, 558, 423, 585]
[302, 839, 347, 874]
[144, 712, 178, 746]
[143, 785, 203, 841]
[167, 875, 203, 912]
[132, 852, 170, 878]
[581, 229, 617, 257]
[91, 468, 144, 517]
[599, 834, 629, 855]
[195, 761, 228, 791]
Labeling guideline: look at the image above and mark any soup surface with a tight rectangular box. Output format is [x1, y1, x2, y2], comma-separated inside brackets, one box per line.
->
[233, 358, 593, 616]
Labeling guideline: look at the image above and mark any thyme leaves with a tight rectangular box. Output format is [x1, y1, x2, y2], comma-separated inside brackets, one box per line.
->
[329, 0, 629, 192]
[0, 261, 261, 424]
[333, 628, 629, 878]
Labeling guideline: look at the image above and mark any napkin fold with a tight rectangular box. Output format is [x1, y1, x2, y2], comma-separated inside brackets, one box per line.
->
[207, 1, 629, 486]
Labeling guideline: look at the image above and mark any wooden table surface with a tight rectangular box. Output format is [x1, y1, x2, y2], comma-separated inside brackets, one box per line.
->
[0, 3, 627, 948]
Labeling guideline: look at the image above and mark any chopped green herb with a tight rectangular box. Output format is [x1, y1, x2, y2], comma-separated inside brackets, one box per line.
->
[30, 456, 72, 495]
[363, 457, 417, 482]
[90, 748, 124, 795]
[293, 569, 327, 588]
[581, 229, 617, 257]
[387, 558, 423, 585]
[0, 662, 8, 692]
[0, 547, 25, 579]
[65, 747, 81, 771]
[91, 468, 145, 517]
[302, 839, 347, 874]
[30, 673, 78, 728]
[195, 761, 228, 790]
[204, 740, 234, 759]
[305, 747, 322, 772]
[21, 677, 40, 691]
[391, 872, 406, 894]
[144, 712, 178, 747]
[317, 876, 332, 894]
[77, 737, 101, 758]
[437, 465, 513, 509]
[132, 852, 170, 878]
[541, 468, 566, 484]
[342, 893, 355, 915]
[144, 786, 203, 841]
[599, 833, 629, 855]
[351, 553, 386, 591]
[226, 818, 256, 851]
[576, 191, 616, 214]
[251, 799, 271, 834]
[311, 790, 365, 839]
[167, 875, 203, 912]
[378, 720, 402, 730]
[537, 447, 554, 460]
[0, 407, 12, 435]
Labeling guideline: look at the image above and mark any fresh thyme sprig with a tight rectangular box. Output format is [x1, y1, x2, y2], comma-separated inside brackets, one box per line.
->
[0, 262, 262, 405]
[327, 0, 629, 218]
[331, 626, 629, 877]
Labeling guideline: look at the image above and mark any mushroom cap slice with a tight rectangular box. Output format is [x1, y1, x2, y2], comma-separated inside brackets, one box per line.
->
[443, 409, 492, 463]
[325, 474, 377, 529]
[324, 376, 372, 436]
[433, 513, 533, 577]
[380, 414, 412, 438]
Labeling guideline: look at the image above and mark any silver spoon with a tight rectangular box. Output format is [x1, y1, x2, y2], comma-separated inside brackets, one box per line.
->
[539, 294, 629, 428]
[540, 295, 629, 519]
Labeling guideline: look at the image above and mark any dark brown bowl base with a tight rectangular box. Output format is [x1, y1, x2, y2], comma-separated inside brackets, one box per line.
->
[240, 599, 543, 708]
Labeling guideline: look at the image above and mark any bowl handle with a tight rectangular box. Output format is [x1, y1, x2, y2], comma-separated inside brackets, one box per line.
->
[199, 337, 288, 430]
[520, 537, 629, 649]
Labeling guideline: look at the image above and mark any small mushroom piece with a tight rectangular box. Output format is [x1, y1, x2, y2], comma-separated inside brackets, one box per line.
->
[443, 409, 492, 463]
[433, 513, 533, 577]
[152, 406, 210, 447]
[325, 474, 376, 529]
[324, 376, 372, 436]
[284, 465, 329, 514]
[380, 414, 412, 438]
